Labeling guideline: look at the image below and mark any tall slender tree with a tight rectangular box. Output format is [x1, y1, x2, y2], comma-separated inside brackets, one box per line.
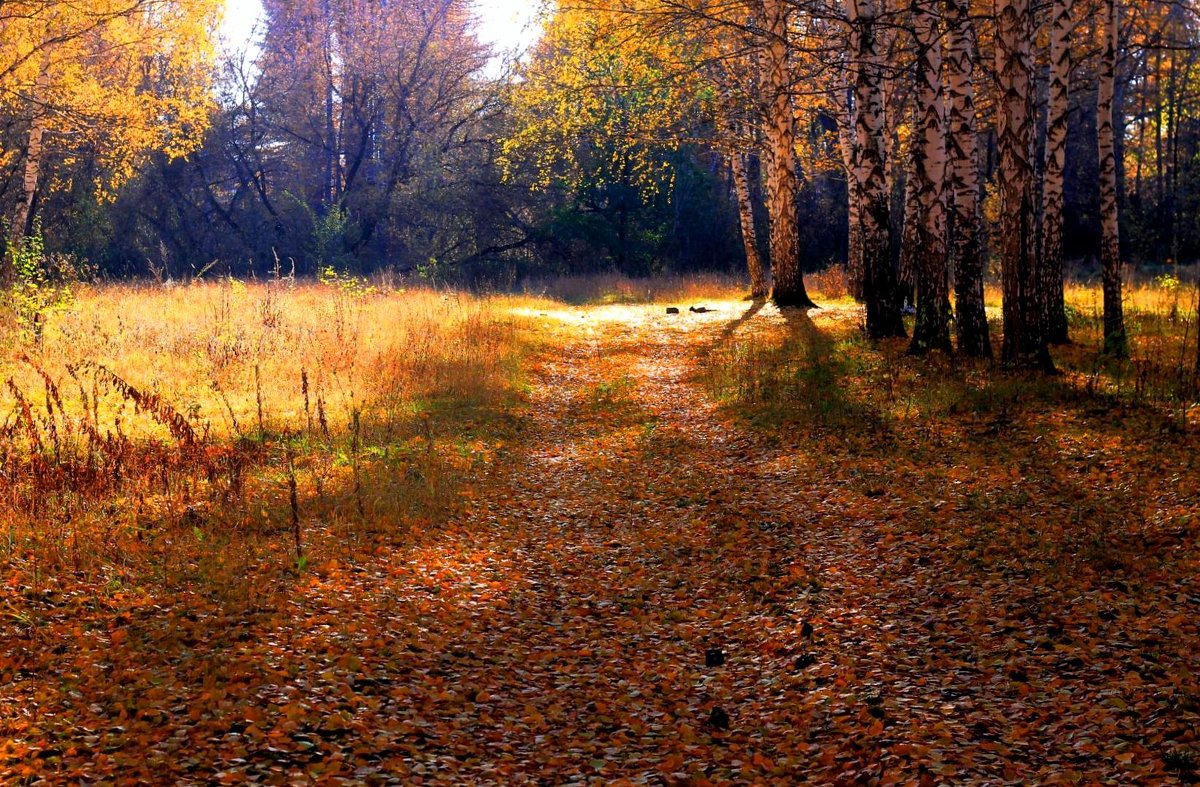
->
[1040, 0, 1072, 345]
[731, 149, 770, 299]
[709, 24, 770, 299]
[834, 81, 864, 300]
[9, 61, 49, 249]
[1098, 0, 1128, 355]
[761, 0, 817, 309]
[907, 0, 951, 355]
[846, 0, 905, 338]
[897, 130, 921, 308]
[945, 0, 989, 357]
[995, 0, 1052, 369]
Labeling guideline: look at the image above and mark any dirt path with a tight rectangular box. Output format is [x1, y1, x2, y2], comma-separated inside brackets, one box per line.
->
[321, 302, 961, 784]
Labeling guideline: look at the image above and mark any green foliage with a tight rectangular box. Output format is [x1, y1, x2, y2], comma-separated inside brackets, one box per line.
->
[318, 264, 375, 296]
[4, 227, 88, 344]
[288, 194, 357, 275]
[312, 203, 353, 271]
[1154, 272, 1181, 293]
[416, 257, 447, 285]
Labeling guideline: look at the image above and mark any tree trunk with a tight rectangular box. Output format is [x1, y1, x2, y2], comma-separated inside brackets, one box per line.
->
[1195, 272, 1200, 386]
[995, 0, 1053, 369]
[1098, 0, 1127, 355]
[10, 114, 47, 252]
[834, 83, 864, 300]
[897, 130, 920, 307]
[908, 0, 952, 355]
[762, 0, 816, 309]
[847, 0, 905, 338]
[730, 148, 769, 298]
[4, 66, 52, 283]
[945, 0, 990, 358]
[322, 0, 339, 205]
[1040, 0, 1072, 345]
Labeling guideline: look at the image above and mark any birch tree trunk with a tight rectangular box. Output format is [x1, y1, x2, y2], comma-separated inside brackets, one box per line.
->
[908, 0, 952, 355]
[1098, 0, 1128, 355]
[834, 83, 864, 300]
[762, 0, 816, 309]
[945, 0, 990, 357]
[847, 0, 905, 338]
[10, 113, 47, 253]
[730, 145, 769, 298]
[897, 131, 920, 307]
[9, 63, 52, 262]
[1040, 0, 1072, 345]
[995, 0, 1052, 369]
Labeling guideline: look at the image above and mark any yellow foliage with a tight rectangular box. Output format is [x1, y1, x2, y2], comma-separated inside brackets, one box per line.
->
[501, 0, 712, 200]
[0, 0, 220, 199]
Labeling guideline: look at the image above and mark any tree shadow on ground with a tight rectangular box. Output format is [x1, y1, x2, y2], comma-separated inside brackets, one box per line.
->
[701, 303, 893, 444]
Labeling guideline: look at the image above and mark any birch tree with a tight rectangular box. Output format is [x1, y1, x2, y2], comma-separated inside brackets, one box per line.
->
[833, 76, 863, 300]
[1097, 0, 1128, 355]
[846, 0, 905, 338]
[945, 0, 989, 357]
[995, 0, 1052, 369]
[907, 0, 951, 355]
[1039, 0, 1072, 346]
[761, 0, 817, 309]
[1, 0, 218, 274]
[729, 138, 770, 299]
[710, 27, 770, 299]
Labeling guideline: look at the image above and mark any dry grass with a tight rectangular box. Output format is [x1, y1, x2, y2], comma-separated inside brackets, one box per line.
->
[0, 279, 545, 593]
[3, 269, 1196, 595]
[524, 272, 749, 305]
[702, 268, 1200, 425]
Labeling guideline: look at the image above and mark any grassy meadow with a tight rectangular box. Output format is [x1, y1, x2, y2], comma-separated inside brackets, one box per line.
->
[0, 270, 1196, 595]
[0, 279, 542, 593]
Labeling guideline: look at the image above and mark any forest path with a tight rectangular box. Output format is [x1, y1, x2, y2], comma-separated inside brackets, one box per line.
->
[406, 300, 850, 782]
[340, 299, 969, 784]
[383, 300, 1195, 785]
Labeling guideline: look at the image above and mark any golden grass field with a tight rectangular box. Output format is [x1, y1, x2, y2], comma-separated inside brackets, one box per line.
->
[0, 280, 543, 591]
[0, 270, 1196, 594]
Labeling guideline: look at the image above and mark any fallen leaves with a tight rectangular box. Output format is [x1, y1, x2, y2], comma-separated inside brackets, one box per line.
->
[0, 299, 1197, 784]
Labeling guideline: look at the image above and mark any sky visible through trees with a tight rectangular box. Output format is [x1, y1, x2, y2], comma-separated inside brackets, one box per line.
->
[221, 0, 541, 58]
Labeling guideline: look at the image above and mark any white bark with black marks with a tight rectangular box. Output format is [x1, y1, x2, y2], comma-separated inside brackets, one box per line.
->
[1098, 0, 1127, 355]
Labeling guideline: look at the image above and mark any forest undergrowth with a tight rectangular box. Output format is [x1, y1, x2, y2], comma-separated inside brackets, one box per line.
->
[0, 273, 1197, 784]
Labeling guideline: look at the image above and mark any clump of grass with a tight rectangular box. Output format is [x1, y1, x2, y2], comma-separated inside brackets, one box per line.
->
[1060, 268, 1200, 407]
